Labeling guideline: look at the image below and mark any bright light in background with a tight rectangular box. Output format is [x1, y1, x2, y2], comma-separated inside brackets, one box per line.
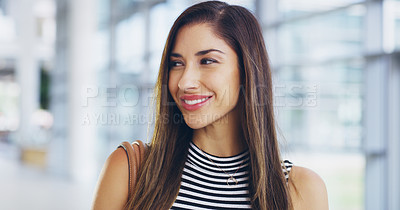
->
[0, 15, 15, 42]
[0, 82, 19, 132]
[33, 0, 56, 43]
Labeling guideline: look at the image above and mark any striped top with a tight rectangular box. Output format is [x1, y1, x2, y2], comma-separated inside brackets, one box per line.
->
[170, 141, 293, 209]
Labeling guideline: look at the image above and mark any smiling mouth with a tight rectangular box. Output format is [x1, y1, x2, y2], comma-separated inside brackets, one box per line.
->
[183, 96, 211, 105]
[180, 96, 213, 111]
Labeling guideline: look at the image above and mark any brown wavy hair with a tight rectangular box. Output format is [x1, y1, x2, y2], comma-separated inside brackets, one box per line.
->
[126, 1, 292, 209]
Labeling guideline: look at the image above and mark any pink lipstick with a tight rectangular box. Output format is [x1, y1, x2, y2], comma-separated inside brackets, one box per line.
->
[180, 95, 213, 111]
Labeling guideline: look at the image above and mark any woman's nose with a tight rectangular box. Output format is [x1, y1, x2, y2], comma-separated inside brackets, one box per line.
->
[177, 64, 200, 93]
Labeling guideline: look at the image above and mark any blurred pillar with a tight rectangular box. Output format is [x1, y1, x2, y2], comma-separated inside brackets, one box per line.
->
[387, 53, 400, 210]
[364, 1, 400, 210]
[67, 0, 97, 182]
[364, 1, 386, 209]
[257, 0, 279, 63]
[12, 0, 40, 146]
[364, 55, 387, 210]
[48, 0, 69, 177]
[50, 0, 97, 182]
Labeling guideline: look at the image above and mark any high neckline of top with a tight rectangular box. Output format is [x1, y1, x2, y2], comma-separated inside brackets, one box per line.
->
[189, 141, 249, 161]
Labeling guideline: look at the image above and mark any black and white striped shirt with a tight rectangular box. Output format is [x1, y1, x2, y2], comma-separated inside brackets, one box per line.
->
[170, 141, 293, 209]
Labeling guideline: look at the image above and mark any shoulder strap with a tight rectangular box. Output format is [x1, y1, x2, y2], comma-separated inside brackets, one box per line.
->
[117, 140, 147, 199]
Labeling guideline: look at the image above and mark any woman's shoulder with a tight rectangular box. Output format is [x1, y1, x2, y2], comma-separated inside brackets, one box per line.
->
[91, 147, 130, 210]
[287, 165, 329, 210]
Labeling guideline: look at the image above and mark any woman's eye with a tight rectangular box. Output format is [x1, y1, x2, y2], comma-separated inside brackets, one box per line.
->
[170, 61, 184, 68]
[200, 58, 217, 65]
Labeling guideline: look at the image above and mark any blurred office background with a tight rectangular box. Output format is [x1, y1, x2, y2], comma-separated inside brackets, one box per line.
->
[0, 0, 399, 209]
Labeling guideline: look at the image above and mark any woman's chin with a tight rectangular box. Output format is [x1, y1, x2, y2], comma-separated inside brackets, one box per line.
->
[183, 118, 208, 130]
[185, 122, 206, 130]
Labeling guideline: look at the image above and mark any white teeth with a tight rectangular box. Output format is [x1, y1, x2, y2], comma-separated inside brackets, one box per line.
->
[184, 97, 209, 105]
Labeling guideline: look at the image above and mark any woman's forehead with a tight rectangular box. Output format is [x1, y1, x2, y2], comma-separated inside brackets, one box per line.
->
[171, 23, 233, 56]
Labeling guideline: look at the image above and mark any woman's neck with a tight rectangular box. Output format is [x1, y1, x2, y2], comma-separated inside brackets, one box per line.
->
[192, 106, 247, 157]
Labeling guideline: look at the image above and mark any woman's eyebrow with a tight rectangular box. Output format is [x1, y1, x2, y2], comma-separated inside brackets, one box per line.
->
[170, 49, 225, 58]
[170, 53, 182, 58]
[195, 49, 225, 56]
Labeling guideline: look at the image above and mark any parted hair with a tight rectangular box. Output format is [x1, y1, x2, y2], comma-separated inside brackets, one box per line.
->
[126, 1, 292, 209]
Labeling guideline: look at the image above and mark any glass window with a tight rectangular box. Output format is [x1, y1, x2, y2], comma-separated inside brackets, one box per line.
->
[382, 0, 400, 52]
[275, 58, 364, 150]
[274, 5, 365, 66]
[97, 0, 110, 26]
[391, 1, 400, 49]
[115, 13, 145, 74]
[279, 0, 365, 18]
[149, 2, 185, 83]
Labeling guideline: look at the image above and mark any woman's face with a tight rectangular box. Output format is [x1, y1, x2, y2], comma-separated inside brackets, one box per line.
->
[168, 23, 241, 129]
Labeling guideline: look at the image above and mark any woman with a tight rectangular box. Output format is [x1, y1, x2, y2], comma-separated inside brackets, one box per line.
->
[92, 1, 328, 209]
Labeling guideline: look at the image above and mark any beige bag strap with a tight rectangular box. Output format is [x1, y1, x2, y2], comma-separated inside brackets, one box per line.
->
[118, 140, 147, 199]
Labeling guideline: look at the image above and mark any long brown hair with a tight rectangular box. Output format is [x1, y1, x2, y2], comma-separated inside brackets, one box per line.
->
[127, 1, 291, 209]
